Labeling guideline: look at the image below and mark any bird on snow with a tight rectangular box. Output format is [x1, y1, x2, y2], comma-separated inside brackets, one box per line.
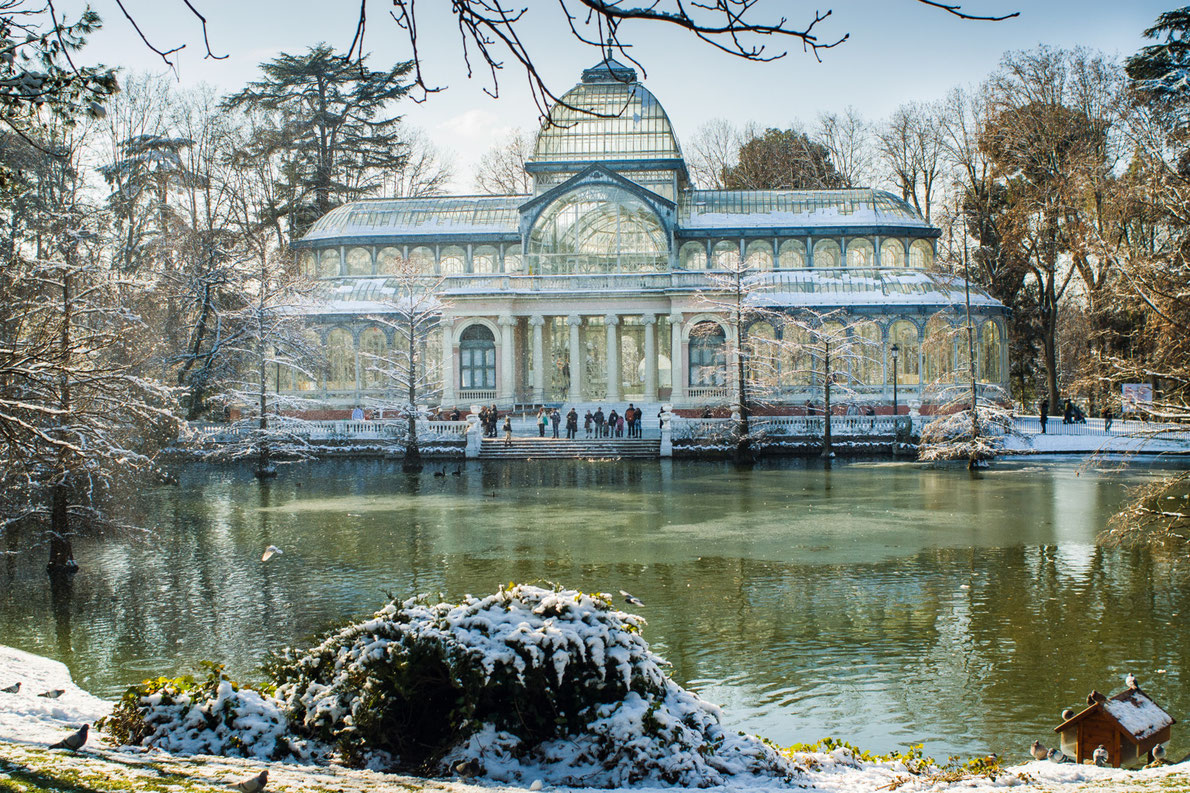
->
[1093, 745, 1108, 766]
[261, 545, 282, 562]
[1153, 744, 1167, 762]
[1030, 741, 1048, 761]
[50, 723, 88, 751]
[454, 758, 482, 777]
[620, 590, 644, 606]
[234, 769, 268, 793]
[1126, 672, 1138, 690]
[1, 682, 18, 694]
[38, 689, 64, 699]
[1048, 748, 1072, 764]
[1061, 708, 1075, 720]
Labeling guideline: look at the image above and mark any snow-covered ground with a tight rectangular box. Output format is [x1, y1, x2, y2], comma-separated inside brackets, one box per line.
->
[2, 643, 1187, 793]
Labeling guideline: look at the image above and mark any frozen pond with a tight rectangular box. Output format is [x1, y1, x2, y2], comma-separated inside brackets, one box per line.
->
[2, 456, 1188, 761]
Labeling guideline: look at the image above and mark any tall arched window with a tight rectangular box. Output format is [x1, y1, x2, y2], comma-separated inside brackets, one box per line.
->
[472, 246, 498, 274]
[504, 246, 523, 273]
[346, 247, 372, 276]
[782, 325, 812, 386]
[528, 184, 668, 274]
[688, 322, 726, 387]
[779, 239, 806, 269]
[680, 241, 707, 270]
[847, 238, 874, 268]
[712, 240, 740, 270]
[359, 327, 388, 388]
[377, 247, 402, 275]
[299, 250, 316, 277]
[440, 246, 466, 275]
[813, 239, 841, 268]
[853, 321, 883, 385]
[326, 328, 356, 391]
[980, 320, 1003, 383]
[409, 246, 435, 272]
[924, 315, 954, 383]
[745, 240, 773, 270]
[881, 238, 905, 268]
[746, 320, 778, 390]
[319, 249, 341, 278]
[888, 320, 919, 385]
[459, 324, 496, 390]
[910, 239, 934, 270]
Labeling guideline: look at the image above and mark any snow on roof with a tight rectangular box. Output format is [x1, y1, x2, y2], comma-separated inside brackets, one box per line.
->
[302, 196, 525, 242]
[743, 269, 1000, 308]
[680, 189, 930, 230]
[1103, 689, 1175, 741]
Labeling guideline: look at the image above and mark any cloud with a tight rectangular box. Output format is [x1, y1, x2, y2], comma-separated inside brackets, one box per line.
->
[437, 108, 517, 143]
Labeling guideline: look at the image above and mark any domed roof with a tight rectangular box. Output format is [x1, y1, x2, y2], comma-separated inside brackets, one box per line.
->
[531, 58, 684, 165]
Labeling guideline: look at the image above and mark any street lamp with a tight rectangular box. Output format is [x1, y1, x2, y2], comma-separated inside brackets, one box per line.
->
[890, 343, 900, 417]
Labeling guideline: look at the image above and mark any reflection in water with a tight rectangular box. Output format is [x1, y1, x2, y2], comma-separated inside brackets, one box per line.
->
[1, 456, 1188, 761]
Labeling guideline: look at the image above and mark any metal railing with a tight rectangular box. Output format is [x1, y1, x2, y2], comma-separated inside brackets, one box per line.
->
[186, 419, 470, 444]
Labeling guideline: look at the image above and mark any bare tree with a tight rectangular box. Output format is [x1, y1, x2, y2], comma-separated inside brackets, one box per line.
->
[815, 107, 873, 188]
[686, 119, 741, 190]
[379, 126, 454, 198]
[877, 101, 946, 224]
[474, 129, 533, 195]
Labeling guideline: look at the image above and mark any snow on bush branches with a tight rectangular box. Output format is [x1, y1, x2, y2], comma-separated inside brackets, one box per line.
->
[102, 585, 798, 788]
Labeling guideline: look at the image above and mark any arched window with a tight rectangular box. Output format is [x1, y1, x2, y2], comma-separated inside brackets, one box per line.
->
[820, 321, 850, 381]
[853, 321, 883, 385]
[888, 320, 919, 385]
[688, 322, 726, 387]
[459, 324, 496, 390]
[440, 246, 466, 275]
[881, 238, 905, 269]
[504, 246, 523, 273]
[745, 240, 773, 271]
[813, 239, 841, 269]
[528, 184, 668, 274]
[847, 238, 875, 268]
[377, 247, 402, 275]
[359, 327, 388, 389]
[299, 250, 316, 277]
[680, 241, 707, 270]
[712, 240, 740, 270]
[778, 239, 807, 269]
[319, 249, 341, 278]
[346, 247, 372, 276]
[293, 329, 322, 392]
[910, 239, 934, 270]
[924, 315, 954, 383]
[980, 320, 1003, 383]
[472, 246, 498, 274]
[326, 328, 355, 391]
[782, 325, 812, 386]
[409, 246, 435, 273]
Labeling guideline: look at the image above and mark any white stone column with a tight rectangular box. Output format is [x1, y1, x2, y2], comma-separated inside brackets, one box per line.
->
[498, 314, 516, 403]
[530, 314, 545, 403]
[440, 317, 455, 405]
[642, 313, 658, 401]
[567, 314, 583, 403]
[669, 312, 684, 403]
[605, 314, 620, 402]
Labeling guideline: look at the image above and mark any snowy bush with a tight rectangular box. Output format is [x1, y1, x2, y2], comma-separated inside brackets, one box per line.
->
[268, 584, 799, 786]
[97, 662, 313, 761]
[918, 407, 1017, 464]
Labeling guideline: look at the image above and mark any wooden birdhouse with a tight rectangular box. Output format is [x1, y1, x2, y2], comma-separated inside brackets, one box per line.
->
[1054, 687, 1175, 767]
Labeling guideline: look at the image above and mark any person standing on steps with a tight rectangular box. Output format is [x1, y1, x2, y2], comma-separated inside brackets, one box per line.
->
[537, 408, 547, 437]
[1039, 398, 1049, 434]
[608, 409, 619, 438]
[566, 407, 578, 439]
[503, 415, 513, 447]
[625, 403, 636, 438]
[551, 407, 561, 439]
[584, 410, 593, 438]
[594, 406, 605, 438]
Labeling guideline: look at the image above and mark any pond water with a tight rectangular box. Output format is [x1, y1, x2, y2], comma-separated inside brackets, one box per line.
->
[2, 456, 1189, 762]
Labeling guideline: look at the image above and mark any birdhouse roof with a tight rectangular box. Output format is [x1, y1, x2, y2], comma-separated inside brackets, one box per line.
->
[1054, 688, 1175, 742]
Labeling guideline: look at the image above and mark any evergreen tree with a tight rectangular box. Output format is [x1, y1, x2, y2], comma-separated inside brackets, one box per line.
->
[221, 44, 414, 239]
[722, 128, 848, 190]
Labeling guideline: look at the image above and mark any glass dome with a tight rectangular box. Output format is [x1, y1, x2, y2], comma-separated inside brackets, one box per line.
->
[531, 59, 684, 165]
[528, 183, 669, 274]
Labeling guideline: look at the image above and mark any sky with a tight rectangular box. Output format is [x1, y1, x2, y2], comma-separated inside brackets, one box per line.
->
[55, 0, 1176, 192]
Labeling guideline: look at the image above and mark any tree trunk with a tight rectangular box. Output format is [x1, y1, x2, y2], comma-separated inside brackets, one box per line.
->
[46, 481, 75, 573]
[403, 323, 423, 473]
[733, 310, 753, 467]
[822, 343, 833, 458]
[254, 336, 275, 479]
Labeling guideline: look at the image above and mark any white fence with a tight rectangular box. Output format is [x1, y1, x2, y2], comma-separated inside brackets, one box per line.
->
[188, 419, 470, 444]
[670, 415, 904, 441]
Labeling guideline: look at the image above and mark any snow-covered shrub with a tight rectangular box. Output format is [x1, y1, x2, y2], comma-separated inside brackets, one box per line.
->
[918, 407, 1017, 464]
[97, 662, 311, 761]
[268, 584, 798, 786]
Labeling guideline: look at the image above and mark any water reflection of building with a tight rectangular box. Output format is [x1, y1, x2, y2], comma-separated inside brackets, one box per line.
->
[292, 59, 1008, 412]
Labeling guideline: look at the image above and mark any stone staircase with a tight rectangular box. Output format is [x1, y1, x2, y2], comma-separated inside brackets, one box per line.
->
[479, 436, 661, 460]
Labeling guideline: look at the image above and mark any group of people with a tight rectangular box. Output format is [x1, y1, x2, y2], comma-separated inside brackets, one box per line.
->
[1038, 397, 1107, 433]
[535, 407, 580, 440]
[477, 404, 501, 438]
[582, 404, 646, 438]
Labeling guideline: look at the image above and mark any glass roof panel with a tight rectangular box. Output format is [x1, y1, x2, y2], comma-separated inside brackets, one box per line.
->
[679, 189, 928, 229]
[303, 196, 525, 242]
[532, 61, 684, 164]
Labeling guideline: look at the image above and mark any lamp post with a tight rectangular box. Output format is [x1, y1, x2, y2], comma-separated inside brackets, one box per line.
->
[890, 343, 900, 417]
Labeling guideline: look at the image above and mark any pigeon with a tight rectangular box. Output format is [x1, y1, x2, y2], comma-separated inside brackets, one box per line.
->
[1087, 690, 1104, 705]
[454, 758, 482, 777]
[1061, 708, 1075, 720]
[261, 545, 282, 562]
[620, 590, 644, 606]
[1093, 745, 1108, 766]
[1153, 744, 1167, 761]
[529, 781, 543, 791]
[1048, 748, 1072, 764]
[1, 682, 18, 694]
[1126, 672, 1138, 690]
[49, 723, 88, 751]
[38, 689, 64, 699]
[234, 770, 268, 793]
[1030, 741, 1048, 761]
